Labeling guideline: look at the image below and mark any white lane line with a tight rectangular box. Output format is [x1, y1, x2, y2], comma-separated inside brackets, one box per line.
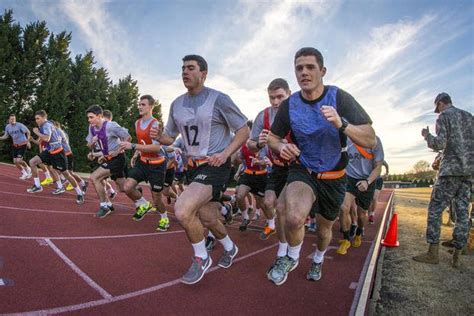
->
[44, 239, 112, 299]
[19, 243, 278, 315]
[0, 230, 185, 240]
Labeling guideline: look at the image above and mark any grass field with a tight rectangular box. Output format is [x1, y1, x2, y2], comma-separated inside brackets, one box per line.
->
[375, 188, 473, 315]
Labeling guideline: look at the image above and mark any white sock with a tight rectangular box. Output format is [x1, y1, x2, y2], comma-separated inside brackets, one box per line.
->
[45, 171, 51, 178]
[288, 242, 303, 261]
[242, 208, 249, 220]
[106, 201, 112, 207]
[79, 180, 86, 187]
[207, 231, 215, 238]
[160, 211, 168, 219]
[220, 206, 228, 216]
[56, 180, 63, 189]
[34, 177, 40, 187]
[277, 242, 288, 257]
[267, 217, 276, 229]
[217, 235, 234, 251]
[313, 248, 327, 264]
[100, 202, 108, 207]
[21, 169, 27, 176]
[74, 186, 82, 195]
[192, 239, 208, 259]
[59, 174, 66, 181]
[26, 166, 31, 172]
[107, 188, 116, 195]
[134, 197, 148, 207]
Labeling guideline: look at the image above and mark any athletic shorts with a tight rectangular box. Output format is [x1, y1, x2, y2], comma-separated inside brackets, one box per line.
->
[265, 165, 288, 198]
[164, 167, 175, 187]
[346, 176, 377, 211]
[189, 159, 231, 202]
[287, 164, 347, 221]
[12, 145, 27, 159]
[66, 154, 74, 171]
[238, 172, 267, 197]
[39, 149, 67, 172]
[174, 172, 185, 183]
[128, 159, 166, 192]
[375, 177, 383, 190]
[99, 153, 127, 181]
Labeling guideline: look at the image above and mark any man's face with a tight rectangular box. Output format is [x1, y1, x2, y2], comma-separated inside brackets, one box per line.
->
[182, 60, 206, 91]
[8, 116, 16, 124]
[35, 115, 46, 126]
[295, 55, 326, 93]
[268, 88, 290, 109]
[87, 113, 102, 126]
[138, 99, 152, 116]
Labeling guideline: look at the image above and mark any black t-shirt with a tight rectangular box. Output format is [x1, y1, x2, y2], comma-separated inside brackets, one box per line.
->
[271, 86, 372, 143]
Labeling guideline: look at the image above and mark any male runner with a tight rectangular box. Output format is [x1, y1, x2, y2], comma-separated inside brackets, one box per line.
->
[267, 47, 375, 284]
[369, 160, 389, 224]
[0, 114, 32, 179]
[151, 54, 248, 284]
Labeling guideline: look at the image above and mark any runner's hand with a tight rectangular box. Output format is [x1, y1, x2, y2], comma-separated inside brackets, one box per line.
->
[91, 136, 98, 144]
[321, 105, 342, 129]
[131, 155, 137, 168]
[209, 152, 228, 167]
[26, 142, 31, 149]
[258, 129, 269, 147]
[120, 141, 132, 151]
[32, 127, 40, 135]
[421, 126, 429, 138]
[150, 125, 161, 140]
[279, 143, 300, 161]
[356, 180, 369, 192]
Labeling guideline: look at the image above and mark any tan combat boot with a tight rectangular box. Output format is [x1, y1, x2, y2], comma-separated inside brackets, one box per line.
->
[413, 243, 439, 264]
[451, 248, 462, 268]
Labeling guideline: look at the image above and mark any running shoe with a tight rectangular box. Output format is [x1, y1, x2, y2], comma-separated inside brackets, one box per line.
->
[223, 204, 233, 225]
[19, 173, 29, 180]
[205, 236, 216, 252]
[76, 194, 85, 205]
[218, 244, 239, 268]
[109, 191, 117, 200]
[181, 255, 213, 285]
[268, 255, 298, 286]
[40, 177, 53, 186]
[81, 181, 89, 194]
[52, 187, 65, 195]
[66, 183, 74, 191]
[259, 225, 276, 240]
[96, 206, 112, 218]
[306, 261, 323, 281]
[307, 222, 317, 233]
[266, 256, 284, 278]
[27, 185, 43, 193]
[132, 201, 152, 221]
[239, 219, 251, 231]
[352, 235, 362, 248]
[336, 239, 351, 255]
[156, 217, 170, 231]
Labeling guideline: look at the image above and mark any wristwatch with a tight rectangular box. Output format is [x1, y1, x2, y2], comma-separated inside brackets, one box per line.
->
[339, 117, 349, 133]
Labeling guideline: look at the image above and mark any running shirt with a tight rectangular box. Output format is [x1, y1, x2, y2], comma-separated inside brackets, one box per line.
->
[135, 117, 161, 159]
[165, 87, 248, 158]
[57, 128, 72, 154]
[346, 136, 384, 179]
[40, 121, 63, 152]
[250, 106, 278, 141]
[240, 144, 269, 172]
[271, 86, 372, 173]
[5, 123, 29, 145]
[86, 120, 130, 155]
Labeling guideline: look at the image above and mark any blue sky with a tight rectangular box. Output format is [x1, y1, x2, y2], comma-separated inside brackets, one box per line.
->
[3, 0, 473, 173]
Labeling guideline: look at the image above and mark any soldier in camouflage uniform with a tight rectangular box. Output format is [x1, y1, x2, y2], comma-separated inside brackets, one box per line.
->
[413, 93, 473, 268]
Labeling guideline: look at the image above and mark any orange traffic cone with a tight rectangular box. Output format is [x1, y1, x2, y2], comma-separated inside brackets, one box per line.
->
[381, 213, 399, 247]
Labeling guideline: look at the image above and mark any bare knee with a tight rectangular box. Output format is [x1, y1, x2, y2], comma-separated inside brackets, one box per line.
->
[174, 200, 194, 226]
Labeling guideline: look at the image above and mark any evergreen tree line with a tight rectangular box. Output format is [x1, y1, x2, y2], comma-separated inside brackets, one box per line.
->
[0, 10, 163, 172]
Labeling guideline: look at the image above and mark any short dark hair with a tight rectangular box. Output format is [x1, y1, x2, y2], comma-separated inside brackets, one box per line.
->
[8, 113, 15, 118]
[435, 93, 452, 105]
[267, 78, 290, 92]
[140, 95, 155, 106]
[86, 105, 103, 116]
[35, 110, 47, 118]
[103, 110, 112, 119]
[246, 120, 253, 130]
[294, 47, 324, 69]
[182, 54, 208, 72]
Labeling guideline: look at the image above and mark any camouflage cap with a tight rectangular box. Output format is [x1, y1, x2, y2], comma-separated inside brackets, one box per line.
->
[434, 92, 450, 113]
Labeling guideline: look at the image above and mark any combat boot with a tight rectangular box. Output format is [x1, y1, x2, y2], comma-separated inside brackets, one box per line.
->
[413, 243, 439, 264]
[451, 248, 462, 268]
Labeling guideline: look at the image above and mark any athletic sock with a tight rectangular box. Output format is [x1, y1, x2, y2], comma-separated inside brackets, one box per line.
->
[287, 242, 302, 261]
[74, 186, 82, 195]
[59, 174, 66, 181]
[34, 177, 40, 187]
[313, 248, 327, 264]
[277, 242, 288, 257]
[79, 180, 86, 187]
[192, 239, 208, 259]
[160, 211, 168, 219]
[106, 201, 112, 207]
[44, 171, 51, 179]
[55, 180, 63, 189]
[21, 168, 27, 176]
[343, 230, 351, 240]
[207, 231, 215, 238]
[356, 227, 364, 236]
[267, 217, 276, 229]
[242, 208, 249, 220]
[217, 235, 234, 251]
[134, 197, 148, 207]
[107, 188, 116, 195]
[100, 202, 108, 208]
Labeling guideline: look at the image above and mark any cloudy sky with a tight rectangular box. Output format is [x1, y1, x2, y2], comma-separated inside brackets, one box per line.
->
[3, 0, 473, 173]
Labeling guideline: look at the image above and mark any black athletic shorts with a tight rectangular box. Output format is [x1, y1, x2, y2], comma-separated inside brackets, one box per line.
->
[39, 149, 67, 172]
[12, 145, 27, 159]
[174, 172, 185, 183]
[346, 176, 377, 210]
[238, 172, 267, 197]
[164, 167, 175, 187]
[66, 154, 74, 171]
[128, 159, 166, 192]
[287, 164, 347, 221]
[99, 153, 127, 181]
[189, 159, 231, 202]
[375, 177, 383, 190]
[265, 165, 288, 198]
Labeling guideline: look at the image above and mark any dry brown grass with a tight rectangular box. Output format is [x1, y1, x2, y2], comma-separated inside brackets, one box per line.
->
[375, 188, 474, 315]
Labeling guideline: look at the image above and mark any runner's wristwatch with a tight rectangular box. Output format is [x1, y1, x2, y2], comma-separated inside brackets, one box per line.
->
[339, 117, 349, 132]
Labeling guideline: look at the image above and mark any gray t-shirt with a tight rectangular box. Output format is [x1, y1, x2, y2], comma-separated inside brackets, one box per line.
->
[86, 120, 130, 153]
[346, 136, 384, 179]
[5, 123, 28, 145]
[165, 87, 247, 157]
[41, 121, 62, 151]
[250, 106, 278, 141]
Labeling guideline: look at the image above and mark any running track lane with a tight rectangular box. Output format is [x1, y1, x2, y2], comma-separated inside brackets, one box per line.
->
[0, 163, 392, 315]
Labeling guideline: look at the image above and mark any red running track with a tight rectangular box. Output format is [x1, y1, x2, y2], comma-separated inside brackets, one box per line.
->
[0, 163, 393, 315]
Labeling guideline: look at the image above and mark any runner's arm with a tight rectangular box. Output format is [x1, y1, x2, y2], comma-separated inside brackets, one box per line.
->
[367, 160, 382, 185]
[0, 132, 8, 140]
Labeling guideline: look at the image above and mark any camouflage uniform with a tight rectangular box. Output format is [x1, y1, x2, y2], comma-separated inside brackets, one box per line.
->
[425, 105, 473, 249]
